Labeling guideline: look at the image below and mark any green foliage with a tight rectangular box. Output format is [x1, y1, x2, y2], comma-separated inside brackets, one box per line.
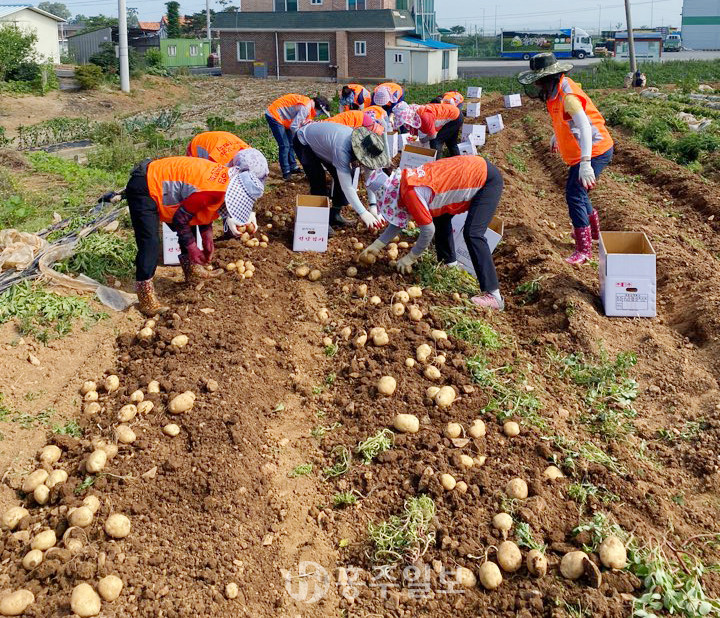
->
[415, 251, 480, 296]
[56, 232, 136, 283]
[206, 116, 278, 162]
[513, 276, 545, 305]
[0, 25, 37, 82]
[38, 2, 72, 20]
[572, 512, 626, 553]
[75, 64, 103, 90]
[506, 144, 528, 172]
[166, 1, 181, 38]
[356, 429, 394, 464]
[323, 446, 351, 478]
[332, 491, 359, 508]
[515, 521, 546, 552]
[89, 42, 146, 78]
[17, 117, 94, 149]
[74, 476, 95, 494]
[548, 435, 626, 475]
[434, 304, 501, 349]
[0, 395, 54, 428]
[288, 463, 313, 477]
[52, 420, 83, 437]
[145, 48, 163, 69]
[567, 481, 620, 508]
[368, 495, 436, 565]
[77, 15, 118, 35]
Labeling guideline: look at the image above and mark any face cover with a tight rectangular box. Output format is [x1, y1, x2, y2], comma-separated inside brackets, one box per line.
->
[535, 75, 561, 102]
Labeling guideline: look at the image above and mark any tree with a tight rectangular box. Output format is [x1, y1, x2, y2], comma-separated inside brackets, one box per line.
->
[127, 7, 140, 28]
[0, 25, 37, 81]
[38, 2, 71, 20]
[78, 15, 118, 34]
[166, 1, 181, 38]
[449, 25, 466, 35]
[183, 9, 215, 37]
[217, 0, 240, 10]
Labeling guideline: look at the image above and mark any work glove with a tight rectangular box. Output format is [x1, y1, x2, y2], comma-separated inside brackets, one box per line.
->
[359, 239, 387, 263]
[226, 218, 243, 238]
[396, 252, 418, 275]
[246, 212, 258, 234]
[199, 225, 214, 264]
[550, 135, 559, 153]
[368, 204, 385, 226]
[360, 210, 383, 230]
[186, 242, 207, 265]
[578, 160, 597, 190]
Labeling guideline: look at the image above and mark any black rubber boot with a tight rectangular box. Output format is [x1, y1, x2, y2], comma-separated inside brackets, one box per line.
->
[329, 206, 350, 227]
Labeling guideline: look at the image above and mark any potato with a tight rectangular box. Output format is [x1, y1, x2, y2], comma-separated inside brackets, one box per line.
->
[373, 331, 390, 346]
[599, 536, 627, 570]
[459, 455, 474, 468]
[225, 582, 239, 600]
[83, 495, 101, 514]
[80, 381, 97, 395]
[138, 327, 154, 341]
[424, 366, 441, 381]
[474, 456, 487, 466]
[444, 422, 462, 439]
[426, 386, 440, 399]
[45, 469, 68, 489]
[505, 478, 528, 500]
[560, 551, 588, 580]
[71, 583, 101, 617]
[527, 549, 548, 577]
[503, 421, 520, 437]
[39, 444, 62, 465]
[354, 333, 367, 348]
[377, 376, 397, 396]
[22, 549, 43, 571]
[144, 319, 156, 328]
[316, 308, 330, 324]
[33, 485, 49, 506]
[407, 286, 422, 299]
[129, 389, 144, 404]
[22, 469, 49, 493]
[147, 380, 160, 394]
[478, 561, 502, 590]
[98, 575, 123, 602]
[497, 541, 522, 572]
[395, 291, 410, 304]
[95, 442, 118, 461]
[0, 590, 34, 616]
[339, 326, 352, 340]
[435, 386, 456, 408]
[137, 400, 154, 414]
[408, 305, 423, 321]
[469, 420, 486, 438]
[431, 329, 448, 341]
[308, 269, 322, 281]
[171, 334, 189, 349]
[455, 566, 476, 588]
[105, 513, 131, 539]
[455, 480, 468, 493]
[117, 404, 137, 422]
[393, 414, 419, 434]
[104, 375, 120, 393]
[492, 513, 513, 534]
[84, 390, 99, 402]
[356, 284, 368, 297]
[31, 529, 56, 551]
[64, 537, 83, 553]
[86, 449, 107, 474]
[163, 424, 180, 437]
[322, 336, 333, 347]
[416, 344, 432, 363]
[398, 241, 409, 249]
[543, 465, 564, 481]
[295, 265, 310, 278]
[169, 391, 196, 414]
[369, 296, 382, 306]
[357, 250, 375, 264]
[115, 425, 136, 445]
[69, 506, 94, 528]
[2, 506, 28, 530]
[405, 358, 416, 368]
[346, 267, 357, 277]
[391, 302, 405, 317]
[84, 402, 101, 417]
[440, 473, 456, 491]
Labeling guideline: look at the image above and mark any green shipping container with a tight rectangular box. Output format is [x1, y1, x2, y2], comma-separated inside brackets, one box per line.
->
[161, 39, 211, 67]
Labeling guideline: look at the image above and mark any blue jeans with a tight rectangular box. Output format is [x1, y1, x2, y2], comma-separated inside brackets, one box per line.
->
[566, 146, 613, 228]
[265, 114, 297, 176]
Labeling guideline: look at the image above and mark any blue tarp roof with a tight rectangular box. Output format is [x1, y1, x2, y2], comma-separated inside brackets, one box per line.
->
[400, 37, 458, 49]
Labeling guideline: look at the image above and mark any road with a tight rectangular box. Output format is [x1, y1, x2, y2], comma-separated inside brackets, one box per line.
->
[458, 49, 720, 77]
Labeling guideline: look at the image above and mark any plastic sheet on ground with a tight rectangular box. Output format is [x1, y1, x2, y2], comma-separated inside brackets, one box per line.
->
[0, 229, 48, 271]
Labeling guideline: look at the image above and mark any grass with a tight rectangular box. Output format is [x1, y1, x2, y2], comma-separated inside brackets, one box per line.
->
[52, 420, 83, 437]
[433, 305, 502, 349]
[0, 281, 106, 343]
[207, 115, 278, 162]
[658, 420, 706, 442]
[572, 512, 627, 553]
[56, 232, 136, 283]
[513, 276, 546, 306]
[415, 251, 480, 296]
[367, 495, 436, 565]
[288, 463, 313, 478]
[515, 521, 546, 552]
[310, 422, 340, 439]
[0, 396, 54, 429]
[547, 435, 627, 476]
[74, 476, 95, 494]
[332, 491, 359, 508]
[323, 446, 351, 478]
[567, 481, 620, 508]
[506, 144, 528, 172]
[356, 429, 394, 464]
[323, 343, 339, 357]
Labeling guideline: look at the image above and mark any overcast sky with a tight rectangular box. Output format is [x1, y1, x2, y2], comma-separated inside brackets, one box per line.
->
[59, 0, 685, 31]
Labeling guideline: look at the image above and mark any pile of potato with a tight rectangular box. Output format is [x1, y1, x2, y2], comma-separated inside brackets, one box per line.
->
[225, 259, 256, 279]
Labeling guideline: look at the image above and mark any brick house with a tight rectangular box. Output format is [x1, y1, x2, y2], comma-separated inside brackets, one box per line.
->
[212, 0, 457, 83]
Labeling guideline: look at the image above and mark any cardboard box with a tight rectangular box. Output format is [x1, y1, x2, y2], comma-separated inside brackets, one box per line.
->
[466, 86, 482, 99]
[462, 123, 486, 147]
[504, 93, 522, 108]
[466, 102, 482, 118]
[450, 215, 505, 277]
[486, 114, 504, 134]
[599, 231, 657, 318]
[457, 141, 477, 156]
[293, 195, 330, 252]
[398, 144, 437, 170]
[162, 224, 203, 265]
[386, 131, 399, 158]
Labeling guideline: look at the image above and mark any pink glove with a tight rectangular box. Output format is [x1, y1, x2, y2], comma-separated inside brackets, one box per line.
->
[186, 242, 207, 265]
[199, 226, 214, 263]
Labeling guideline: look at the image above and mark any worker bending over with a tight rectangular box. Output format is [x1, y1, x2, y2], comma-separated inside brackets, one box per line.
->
[393, 102, 462, 158]
[186, 131, 250, 166]
[340, 84, 371, 111]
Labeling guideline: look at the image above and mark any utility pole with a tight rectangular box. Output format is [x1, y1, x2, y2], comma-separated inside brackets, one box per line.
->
[118, 0, 130, 93]
[482, 8, 485, 38]
[206, 0, 212, 43]
[598, 5, 601, 36]
[494, 5, 497, 37]
[650, 0, 654, 28]
[624, 0, 637, 73]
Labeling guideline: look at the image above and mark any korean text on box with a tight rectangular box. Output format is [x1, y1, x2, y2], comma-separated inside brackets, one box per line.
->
[293, 195, 330, 252]
[398, 144, 437, 170]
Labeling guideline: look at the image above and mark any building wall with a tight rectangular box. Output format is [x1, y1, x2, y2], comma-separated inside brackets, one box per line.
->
[67, 27, 112, 64]
[384, 47, 454, 83]
[241, 0, 394, 10]
[384, 46, 411, 82]
[1, 9, 61, 62]
[682, 0, 720, 49]
[161, 39, 211, 67]
[346, 31, 386, 78]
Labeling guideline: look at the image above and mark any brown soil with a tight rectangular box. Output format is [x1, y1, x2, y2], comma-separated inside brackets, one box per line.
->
[2, 93, 720, 617]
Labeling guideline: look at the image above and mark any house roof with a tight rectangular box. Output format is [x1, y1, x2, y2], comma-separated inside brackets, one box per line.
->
[139, 21, 161, 31]
[213, 9, 414, 31]
[615, 31, 663, 39]
[399, 37, 457, 49]
[0, 4, 66, 21]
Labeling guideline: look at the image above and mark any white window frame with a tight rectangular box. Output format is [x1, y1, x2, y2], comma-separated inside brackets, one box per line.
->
[167, 45, 177, 57]
[189, 44, 199, 57]
[236, 41, 256, 61]
[354, 40, 366, 56]
[393, 52, 404, 63]
[284, 41, 330, 63]
[310, 0, 323, 5]
[347, 0, 366, 8]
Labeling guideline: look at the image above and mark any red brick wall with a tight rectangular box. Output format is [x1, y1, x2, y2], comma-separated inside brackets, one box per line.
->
[346, 31, 386, 79]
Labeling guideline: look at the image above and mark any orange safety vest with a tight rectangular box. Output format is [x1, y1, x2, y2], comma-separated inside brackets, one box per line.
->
[324, 110, 366, 128]
[364, 105, 388, 121]
[441, 91, 464, 107]
[401, 157, 489, 225]
[374, 82, 404, 103]
[342, 84, 370, 111]
[146, 157, 230, 226]
[547, 75, 614, 166]
[417, 103, 461, 136]
[266, 94, 316, 129]
[186, 131, 250, 166]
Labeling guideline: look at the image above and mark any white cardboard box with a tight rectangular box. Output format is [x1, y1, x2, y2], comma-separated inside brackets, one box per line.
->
[386, 131, 399, 158]
[293, 195, 330, 252]
[504, 93, 522, 108]
[457, 141, 477, 156]
[399, 144, 437, 170]
[162, 224, 203, 265]
[486, 114, 505, 134]
[450, 214, 504, 277]
[467, 86, 482, 99]
[462, 123, 486, 146]
[466, 102, 482, 118]
[599, 231, 657, 318]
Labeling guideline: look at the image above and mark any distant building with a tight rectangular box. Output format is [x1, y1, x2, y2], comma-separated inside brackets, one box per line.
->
[682, 0, 720, 49]
[0, 4, 65, 62]
[68, 27, 160, 64]
[161, 39, 211, 67]
[615, 31, 664, 61]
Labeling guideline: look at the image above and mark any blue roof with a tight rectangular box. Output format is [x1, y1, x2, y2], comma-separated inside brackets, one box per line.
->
[400, 37, 458, 49]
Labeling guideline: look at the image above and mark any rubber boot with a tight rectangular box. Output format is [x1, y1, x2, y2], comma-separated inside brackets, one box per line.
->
[135, 280, 169, 316]
[589, 210, 600, 241]
[566, 226, 592, 265]
[179, 255, 217, 283]
[329, 206, 350, 227]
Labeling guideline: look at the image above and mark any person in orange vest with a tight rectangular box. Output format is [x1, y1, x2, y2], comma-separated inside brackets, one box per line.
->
[340, 84, 371, 111]
[265, 94, 330, 180]
[372, 82, 404, 113]
[364, 105, 391, 133]
[186, 131, 250, 166]
[361, 156, 505, 310]
[124, 155, 265, 315]
[324, 110, 385, 134]
[518, 53, 614, 265]
[431, 91, 464, 108]
[393, 102, 462, 157]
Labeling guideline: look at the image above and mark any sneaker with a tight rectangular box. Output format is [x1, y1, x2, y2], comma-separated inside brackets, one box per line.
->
[470, 294, 505, 311]
[444, 261, 459, 267]
[289, 167, 304, 175]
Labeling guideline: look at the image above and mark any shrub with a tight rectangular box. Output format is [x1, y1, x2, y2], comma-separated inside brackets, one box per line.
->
[0, 25, 37, 81]
[145, 48, 162, 68]
[75, 64, 103, 90]
[7, 61, 40, 82]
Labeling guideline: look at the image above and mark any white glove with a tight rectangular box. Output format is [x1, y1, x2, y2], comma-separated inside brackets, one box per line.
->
[368, 204, 385, 226]
[578, 160, 596, 190]
[360, 210, 382, 230]
[246, 212, 258, 234]
[226, 217, 243, 237]
[359, 239, 387, 263]
[396, 253, 418, 275]
[550, 135, 558, 153]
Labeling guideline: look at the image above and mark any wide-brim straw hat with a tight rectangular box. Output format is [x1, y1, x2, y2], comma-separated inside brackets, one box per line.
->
[517, 52, 574, 85]
[351, 127, 391, 170]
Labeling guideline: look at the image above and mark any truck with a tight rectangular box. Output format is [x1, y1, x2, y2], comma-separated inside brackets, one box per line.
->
[500, 28, 594, 60]
[663, 33, 682, 51]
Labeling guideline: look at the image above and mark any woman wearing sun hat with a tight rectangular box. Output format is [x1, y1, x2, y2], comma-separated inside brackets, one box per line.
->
[392, 102, 462, 157]
[372, 82, 405, 113]
[360, 156, 505, 310]
[518, 52, 614, 265]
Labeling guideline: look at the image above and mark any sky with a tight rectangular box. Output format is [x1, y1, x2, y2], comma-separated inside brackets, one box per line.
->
[57, 0, 685, 31]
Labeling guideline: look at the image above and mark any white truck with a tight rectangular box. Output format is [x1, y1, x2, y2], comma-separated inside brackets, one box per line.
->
[501, 28, 595, 60]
